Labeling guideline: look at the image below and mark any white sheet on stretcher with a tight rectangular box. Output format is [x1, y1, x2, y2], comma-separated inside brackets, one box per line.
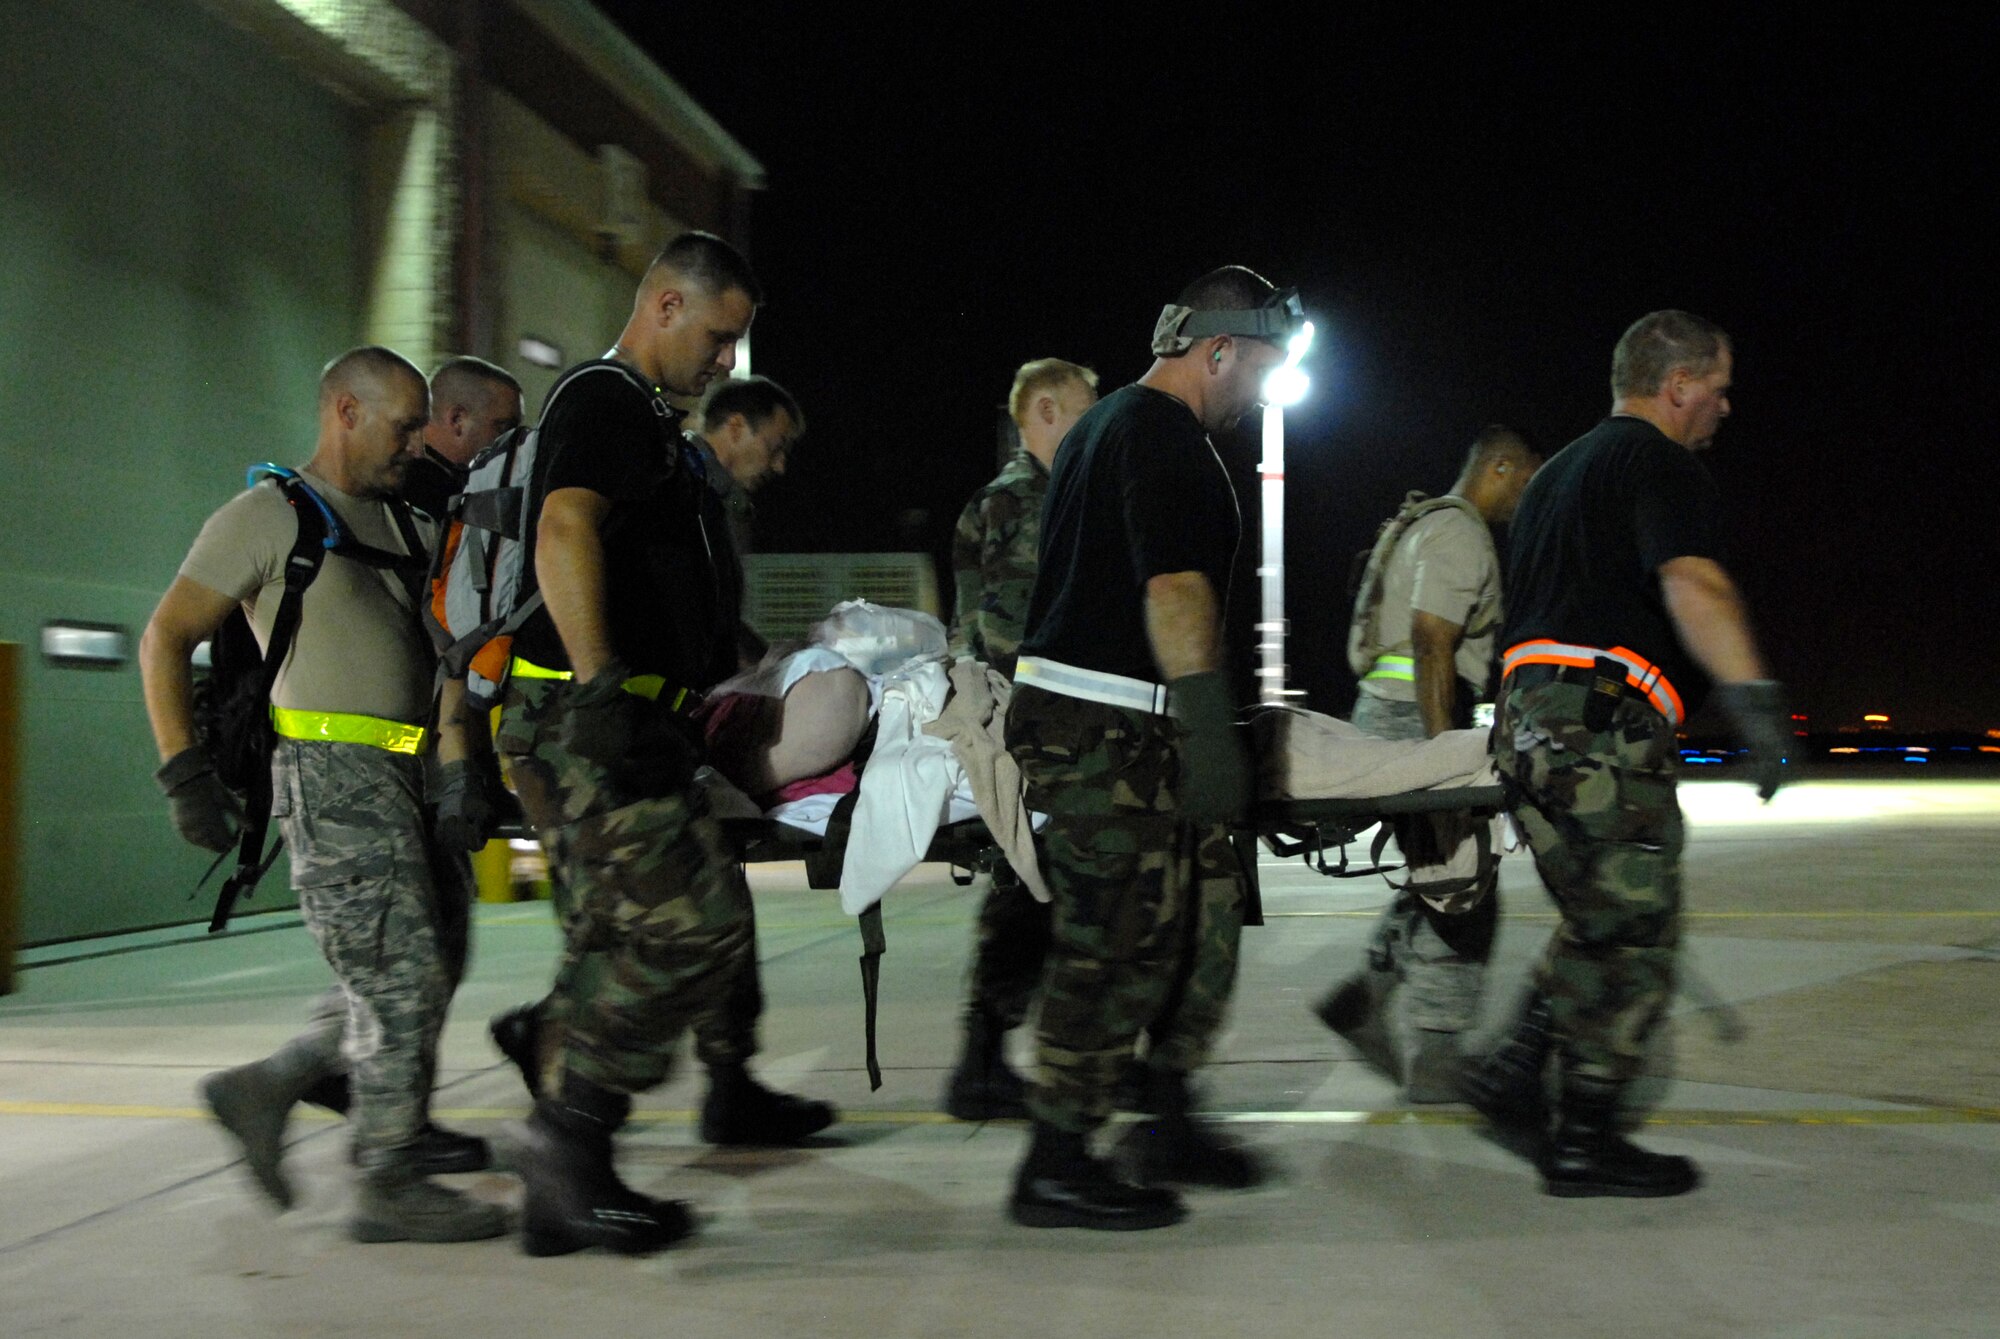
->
[750, 654, 1041, 915]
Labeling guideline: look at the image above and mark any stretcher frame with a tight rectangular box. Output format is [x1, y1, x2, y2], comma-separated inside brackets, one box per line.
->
[721, 785, 1507, 887]
[508, 785, 1508, 1091]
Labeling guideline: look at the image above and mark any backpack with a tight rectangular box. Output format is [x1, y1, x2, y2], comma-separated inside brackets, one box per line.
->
[197, 464, 426, 931]
[427, 359, 675, 711]
[1345, 491, 1478, 678]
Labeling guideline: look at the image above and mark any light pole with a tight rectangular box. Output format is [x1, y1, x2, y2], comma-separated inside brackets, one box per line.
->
[1256, 323, 1314, 705]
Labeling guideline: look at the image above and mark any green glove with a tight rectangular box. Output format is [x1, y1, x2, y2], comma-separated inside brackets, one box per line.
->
[560, 660, 698, 796]
[154, 747, 242, 853]
[1713, 679, 1791, 803]
[1169, 670, 1252, 825]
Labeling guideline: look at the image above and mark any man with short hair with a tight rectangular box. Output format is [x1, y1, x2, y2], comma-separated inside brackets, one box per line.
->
[402, 356, 524, 520]
[1004, 267, 1296, 1230]
[139, 347, 504, 1244]
[687, 373, 803, 562]
[686, 373, 805, 667]
[492, 232, 831, 1257]
[1318, 426, 1541, 1101]
[1465, 310, 1790, 1197]
[941, 356, 1097, 1121]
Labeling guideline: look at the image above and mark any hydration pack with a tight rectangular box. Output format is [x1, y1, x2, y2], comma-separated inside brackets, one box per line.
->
[199, 465, 425, 930]
[1345, 491, 1479, 678]
[427, 359, 670, 711]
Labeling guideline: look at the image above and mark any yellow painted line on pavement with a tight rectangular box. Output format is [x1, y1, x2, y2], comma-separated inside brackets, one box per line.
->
[5, 1100, 1995, 1127]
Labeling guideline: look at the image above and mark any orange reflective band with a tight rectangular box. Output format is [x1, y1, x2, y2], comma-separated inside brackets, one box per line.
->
[1501, 640, 1685, 727]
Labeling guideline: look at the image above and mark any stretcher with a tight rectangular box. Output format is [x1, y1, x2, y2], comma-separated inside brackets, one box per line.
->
[502, 781, 1505, 1091]
[730, 782, 1508, 1087]
[724, 786, 1507, 898]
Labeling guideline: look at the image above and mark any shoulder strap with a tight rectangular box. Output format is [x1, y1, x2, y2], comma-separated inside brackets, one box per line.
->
[208, 469, 333, 933]
[1348, 492, 1474, 674]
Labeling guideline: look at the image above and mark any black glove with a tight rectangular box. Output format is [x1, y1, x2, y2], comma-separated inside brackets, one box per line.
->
[1168, 670, 1252, 826]
[1714, 679, 1791, 802]
[433, 754, 505, 851]
[560, 660, 699, 796]
[154, 747, 242, 853]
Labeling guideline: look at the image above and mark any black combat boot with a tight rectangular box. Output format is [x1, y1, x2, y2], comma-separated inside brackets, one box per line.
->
[942, 1010, 1030, 1121]
[699, 1061, 837, 1146]
[309, 1074, 494, 1175]
[489, 1002, 545, 1100]
[1462, 990, 1554, 1134]
[517, 1078, 696, 1257]
[1128, 1067, 1264, 1190]
[1542, 1077, 1699, 1198]
[1009, 1121, 1185, 1230]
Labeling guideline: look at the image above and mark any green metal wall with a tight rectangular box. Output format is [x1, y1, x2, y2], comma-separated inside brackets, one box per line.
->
[0, 0, 364, 942]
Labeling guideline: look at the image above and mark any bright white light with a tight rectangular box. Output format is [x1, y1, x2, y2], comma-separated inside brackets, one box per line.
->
[1286, 320, 1315, 364]
[1264, 365, 1310, 407]
[1263, 320, 1315, 407]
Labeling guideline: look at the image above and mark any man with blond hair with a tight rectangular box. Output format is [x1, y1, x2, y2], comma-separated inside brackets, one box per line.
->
[942, 357, 1097, 1120]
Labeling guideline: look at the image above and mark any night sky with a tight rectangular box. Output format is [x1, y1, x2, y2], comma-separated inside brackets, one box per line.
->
[602, 5, 1997, 733]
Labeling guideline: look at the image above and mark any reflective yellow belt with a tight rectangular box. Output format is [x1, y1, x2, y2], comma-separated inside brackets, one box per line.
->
[270, 707, 427, 755]
[508, 657, 689, 710]
[1364, 653, 1416, 683]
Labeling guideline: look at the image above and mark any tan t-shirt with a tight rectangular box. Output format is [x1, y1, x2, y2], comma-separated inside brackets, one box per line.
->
[1358, 499, 1501, 703]
[180, 469, 436, 724]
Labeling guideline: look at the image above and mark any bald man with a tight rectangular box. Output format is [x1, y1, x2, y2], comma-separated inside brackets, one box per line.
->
[402, 356, 523, 520]
[140, 347, 504, 1244]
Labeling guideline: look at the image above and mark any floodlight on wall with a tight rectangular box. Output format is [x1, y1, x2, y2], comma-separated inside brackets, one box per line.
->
[41, 621, 129, 669]
[518, 336, 564, 369]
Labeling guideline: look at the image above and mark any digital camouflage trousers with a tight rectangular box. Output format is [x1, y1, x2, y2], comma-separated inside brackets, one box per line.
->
[1494, 674, 1683, 1084]
[272, 739, 459, 1156]
[1350, 692, 1497, 1033]
[496, 677, 757, 1095]
[1006, 685, 1247, 1134]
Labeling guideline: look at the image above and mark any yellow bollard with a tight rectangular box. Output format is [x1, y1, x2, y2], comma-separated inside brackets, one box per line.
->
[472, 837, 515, 903]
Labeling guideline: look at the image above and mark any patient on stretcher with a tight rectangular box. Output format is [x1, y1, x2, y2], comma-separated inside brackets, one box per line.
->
[691, 601, 1502, 911]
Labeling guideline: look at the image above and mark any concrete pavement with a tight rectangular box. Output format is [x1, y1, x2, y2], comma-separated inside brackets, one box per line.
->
[2, 779, 1996, 1338]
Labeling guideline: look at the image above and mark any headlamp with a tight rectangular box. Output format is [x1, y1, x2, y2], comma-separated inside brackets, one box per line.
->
[1151, 287, 1306, 356]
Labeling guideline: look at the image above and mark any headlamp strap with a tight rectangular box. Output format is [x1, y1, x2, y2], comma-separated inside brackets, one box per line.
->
[1149, 287, 1303, 355]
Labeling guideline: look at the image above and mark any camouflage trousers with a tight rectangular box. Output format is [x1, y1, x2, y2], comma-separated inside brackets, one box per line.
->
[1351, 692, 1496, 1033]
[496, 677, 757, 1095]
[1493, 672, 1683, 1084]
[963, 862, 1053, 1031]
[272, 739, 457, 1157]
[1006, 685, 1247, 1134]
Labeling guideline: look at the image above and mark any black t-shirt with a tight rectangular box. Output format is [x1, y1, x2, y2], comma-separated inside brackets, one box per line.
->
[510, 363, 734, 690]
[1501, 415, 1723, 709]
[1018, 384, 1241, 681]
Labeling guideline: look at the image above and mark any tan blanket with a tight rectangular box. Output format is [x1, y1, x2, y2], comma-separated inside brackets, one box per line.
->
[1250, 705, 1497, 798]
[923, 658, 1049, 901]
